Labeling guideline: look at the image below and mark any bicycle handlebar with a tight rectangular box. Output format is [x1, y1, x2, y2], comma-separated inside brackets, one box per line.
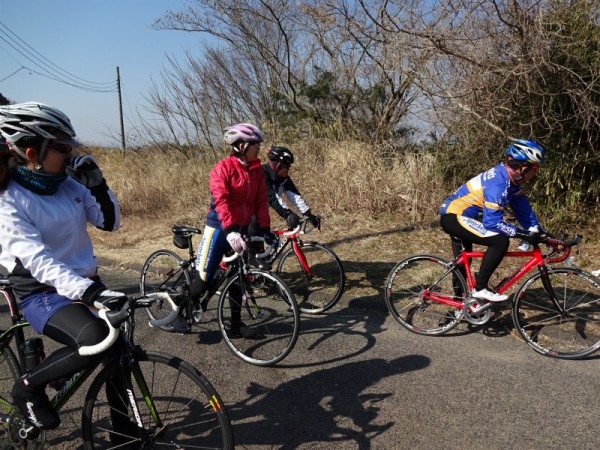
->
[543, 234, 582, 264]
[78, 292, 178, 356]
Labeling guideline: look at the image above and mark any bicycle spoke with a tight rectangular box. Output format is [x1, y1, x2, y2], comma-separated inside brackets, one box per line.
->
[385, 255, 465, 335]
[83, 351, 233, 448]
[218, 270, 299, 366]
[513, 268, 600, 359]
[277, 242, 345, 313]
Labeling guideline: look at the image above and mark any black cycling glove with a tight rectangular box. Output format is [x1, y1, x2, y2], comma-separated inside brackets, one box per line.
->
[285, 212, 301, 230]
[515, 229, 544, 245]
[82, 281, 128, 310]
[304, 210, 321, 230]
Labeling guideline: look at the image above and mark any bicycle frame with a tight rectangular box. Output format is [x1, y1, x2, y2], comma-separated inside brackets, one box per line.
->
[423, 237, 577, 311]
[460, 248, 546, 294]
[269, 223, 314, 276]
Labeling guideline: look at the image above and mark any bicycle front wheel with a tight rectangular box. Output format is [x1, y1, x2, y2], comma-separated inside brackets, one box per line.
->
[276, 241, 345, 314]
[0, 346, 21, 443]
[512, 268, 600, 359]
[140, 249, 191, 330]
[385, 255, 466, 335]
[82, 350, 234, 449]
[218, 269, 300, 366]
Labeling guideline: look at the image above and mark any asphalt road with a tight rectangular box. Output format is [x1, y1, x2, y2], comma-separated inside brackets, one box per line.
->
[8, 261, 600, 449]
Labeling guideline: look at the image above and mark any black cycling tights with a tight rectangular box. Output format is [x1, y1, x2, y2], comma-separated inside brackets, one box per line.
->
[440, 214, 509, 291]
[26, 303, 108, 389]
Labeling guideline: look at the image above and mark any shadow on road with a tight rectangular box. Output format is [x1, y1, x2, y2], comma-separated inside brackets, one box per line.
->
[228, 354, 430, 449]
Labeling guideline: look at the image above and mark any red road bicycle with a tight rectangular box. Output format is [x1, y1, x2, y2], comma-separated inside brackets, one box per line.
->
[261, 218, 346, 314]
[384, 234, 600, 359]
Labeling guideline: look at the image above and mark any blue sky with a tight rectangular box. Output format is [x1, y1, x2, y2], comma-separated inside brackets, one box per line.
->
[0, 1, 205, 146]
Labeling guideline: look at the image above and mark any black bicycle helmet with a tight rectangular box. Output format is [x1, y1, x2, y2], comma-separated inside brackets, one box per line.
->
[267, 146, 294, 166]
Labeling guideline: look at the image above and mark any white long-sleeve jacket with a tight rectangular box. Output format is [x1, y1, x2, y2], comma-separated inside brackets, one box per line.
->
[0, 177, 120, 300]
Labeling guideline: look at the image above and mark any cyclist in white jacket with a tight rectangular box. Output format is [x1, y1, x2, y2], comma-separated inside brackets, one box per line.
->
[0, 103, 123, 430]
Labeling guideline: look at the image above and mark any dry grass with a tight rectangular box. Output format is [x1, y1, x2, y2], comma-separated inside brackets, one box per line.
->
[87, 141, 600, 282]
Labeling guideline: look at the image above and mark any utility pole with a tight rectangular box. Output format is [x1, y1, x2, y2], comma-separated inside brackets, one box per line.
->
[116, 66, 126, 150]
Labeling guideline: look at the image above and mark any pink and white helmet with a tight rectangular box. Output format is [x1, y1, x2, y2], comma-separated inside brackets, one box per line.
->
[0, 102, 78, 159]
[223, 123, 264, 146]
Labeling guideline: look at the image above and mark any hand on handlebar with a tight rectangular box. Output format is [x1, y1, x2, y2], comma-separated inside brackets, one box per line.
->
[304, 211, 321, 230]
[515, 229, 545, 245]
[285, 212, 301, 230]
[226, 231, 247, 253]
[82, 282, 127, 310]
[93, 290, 128, 311]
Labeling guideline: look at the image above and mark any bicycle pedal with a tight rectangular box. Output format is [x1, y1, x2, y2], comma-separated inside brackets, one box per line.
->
[192, 307, 203, 324]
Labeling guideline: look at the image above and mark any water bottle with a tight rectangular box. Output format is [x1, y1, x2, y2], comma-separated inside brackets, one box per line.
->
[23, 337, 45, 371]
[564, 256, 579, 267]
[518, 241, 532, 251]
[518, 225, 539, 251]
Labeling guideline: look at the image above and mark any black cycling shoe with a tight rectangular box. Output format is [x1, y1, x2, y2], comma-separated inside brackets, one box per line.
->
[11, 378, 60, 430]
[248, 255, 272, 271]
[230, 322, 257, 339]
[169, 313, 191, 334]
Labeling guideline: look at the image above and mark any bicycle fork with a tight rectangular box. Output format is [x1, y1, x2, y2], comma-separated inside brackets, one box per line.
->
[537, 266, 568, 316]
[293, 240, 314, 277]
[240, 273, 264, 319]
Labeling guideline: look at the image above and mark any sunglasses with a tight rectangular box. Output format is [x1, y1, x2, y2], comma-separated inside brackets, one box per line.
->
[48, 144, 73, 154]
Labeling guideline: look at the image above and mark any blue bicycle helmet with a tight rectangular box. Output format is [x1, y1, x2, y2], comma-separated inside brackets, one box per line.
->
[506, 139, 544, 164]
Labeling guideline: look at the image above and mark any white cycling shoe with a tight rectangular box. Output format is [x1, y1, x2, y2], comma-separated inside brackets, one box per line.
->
[471, 288, 508, 302]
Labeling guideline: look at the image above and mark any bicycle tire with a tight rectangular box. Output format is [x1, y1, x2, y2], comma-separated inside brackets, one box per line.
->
[276, 241, 345, 314]
[81, 350, 234, 449]
[0, 345, 21, 443]
[218, 269, 300, 366]
[512, 267, 600, 359]
[140, 249, 191, 331]
[385, 255, 466, 336]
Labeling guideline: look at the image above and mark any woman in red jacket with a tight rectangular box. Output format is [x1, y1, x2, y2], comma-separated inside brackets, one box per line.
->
[190, 123, 275, 337]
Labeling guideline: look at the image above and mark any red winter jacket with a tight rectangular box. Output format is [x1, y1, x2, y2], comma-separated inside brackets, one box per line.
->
[205, 156, 270, 232]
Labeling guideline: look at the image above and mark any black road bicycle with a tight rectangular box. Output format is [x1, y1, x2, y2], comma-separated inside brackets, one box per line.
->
[140, 226, 300, 367]
[0, 276, 234, 448]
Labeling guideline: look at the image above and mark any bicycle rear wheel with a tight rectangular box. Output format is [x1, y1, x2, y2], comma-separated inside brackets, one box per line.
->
[82, 350, 234, 449]
[0, 346, 21, 444]
[385, 255, 466, 335]
[140, 249, 191, 331]
[218, 269, 300, 366]
[276, 241, 345, 314]
[512, 268, 600, 359]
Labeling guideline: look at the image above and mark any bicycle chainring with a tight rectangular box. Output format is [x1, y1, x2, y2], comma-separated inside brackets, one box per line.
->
[462, 298, 492, 325]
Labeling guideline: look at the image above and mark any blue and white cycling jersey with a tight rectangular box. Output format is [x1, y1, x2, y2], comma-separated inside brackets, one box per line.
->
[439, 164, 538, 237]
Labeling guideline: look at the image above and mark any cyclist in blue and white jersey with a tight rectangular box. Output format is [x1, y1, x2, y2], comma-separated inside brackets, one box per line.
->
[439, 139, 545, 302]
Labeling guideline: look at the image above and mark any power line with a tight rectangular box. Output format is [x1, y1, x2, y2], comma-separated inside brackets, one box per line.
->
[0, 66, 25, 83]
[25, 67, 116, 93]
[0, 22, 116, 92]
[0, 20, 115, 88]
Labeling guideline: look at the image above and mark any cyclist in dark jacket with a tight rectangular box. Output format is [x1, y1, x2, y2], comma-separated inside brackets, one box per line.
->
[248, 146, 320, 268]
[439, 139, 545, 303]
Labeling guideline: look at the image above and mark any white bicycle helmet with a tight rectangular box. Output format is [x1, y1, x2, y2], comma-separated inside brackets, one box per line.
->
[0, 102, 78, 160]
[223, 123, 264, 146]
